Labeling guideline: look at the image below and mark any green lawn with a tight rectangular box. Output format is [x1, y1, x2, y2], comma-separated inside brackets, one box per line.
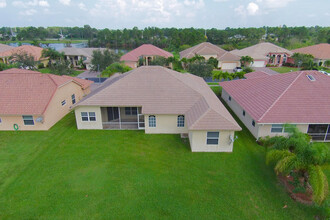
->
[38, 68, 84, 76]
[0, 113, 328, 219]
[207, 82, 219, 85]
[270, 67, 301, 73]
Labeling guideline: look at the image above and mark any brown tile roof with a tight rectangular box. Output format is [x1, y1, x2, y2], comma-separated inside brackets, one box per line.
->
[180, 42, 240, 61]
[0, 45, 46, 61]
[231, 42, 293, 60]
[0, 43, 14, 53]
[220, 71, 330, 123]
[0, 68, 92, 115]
[244, 71, 271, 79]
[292, 43, 330, 60]
[77, 66, 241, 131]
[59, 47, 108, 57]
[120, 44, 173, 62]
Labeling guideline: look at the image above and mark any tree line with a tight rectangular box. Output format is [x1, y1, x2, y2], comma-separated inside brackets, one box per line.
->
[1, 25, 329, 51]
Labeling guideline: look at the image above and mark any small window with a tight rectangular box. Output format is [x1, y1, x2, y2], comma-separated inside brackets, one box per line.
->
[207, 132, 219, 145]
[61, 100, 66, 106]
[252, 120, 255, 127]
[229, 96, 232, 101]
[23, 115, 34, 125]
[243, 110, 245, 116]
[149, 115, 156, 127]
[177, 115, 185, 127]
[125, 107, 138, 115]
[71, 94, 76, 104]
[81, 112, 88, 121]
[271, 124, 283, 133]
[306, 75, 315, 81]
[81, 112, 96, 121]
[89, 112, 96, 121]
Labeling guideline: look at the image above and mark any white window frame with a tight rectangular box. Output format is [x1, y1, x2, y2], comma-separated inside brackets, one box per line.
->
[22, 115, 34, 125]
[71, 94, 76, 104]
[61, 100, 66, 106]
[81, 112, 96, 122]
[177, 115, 185, 127]
[125, 107, 138, 115]
[206, 132, 219, 145]
[149, 115, 156, 127]
[271, 124, 283, 133]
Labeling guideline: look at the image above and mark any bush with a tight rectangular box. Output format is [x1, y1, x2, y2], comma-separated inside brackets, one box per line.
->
[243, 67, 253, 73]
[101, 62, 132, 77]
[207, 57, 219, 69]
[38, 63, 45, 69]
[187, 61, 213, 78]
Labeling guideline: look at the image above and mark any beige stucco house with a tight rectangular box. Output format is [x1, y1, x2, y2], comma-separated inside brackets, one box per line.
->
[292, 43, 330, 67]
[0, 68, 92, 130]
[220, 71, 330, 141]
[74, 66, 241, 152]
[179, 42, 241, 70]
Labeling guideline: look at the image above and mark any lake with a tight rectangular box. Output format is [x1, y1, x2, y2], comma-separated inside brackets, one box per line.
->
[8, 42, 88, 50]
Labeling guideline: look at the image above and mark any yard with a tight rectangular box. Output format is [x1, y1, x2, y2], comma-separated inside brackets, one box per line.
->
[38, 68, 84, 76]
[0, 112, 328, 219]
[270, 66, 301, 73]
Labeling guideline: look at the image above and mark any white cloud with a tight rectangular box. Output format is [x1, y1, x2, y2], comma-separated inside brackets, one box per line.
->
[262, 0, 295, 9]
[39, 0, 49, 7]
[59, 0, 70, 6]
[247, 2, 259, 15]
[78, 2, 87, 11]
[12, 0, 49, 8]
[19, 8, 37, 16]
[234, 5, 245, 16]
[0, 0, 6, 8]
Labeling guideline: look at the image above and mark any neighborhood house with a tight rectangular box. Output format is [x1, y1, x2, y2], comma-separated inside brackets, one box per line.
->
[74, 66, 241, 152]
[0, 68, 92, 130]
[292, 43, 330, 67]
[220, 70, 330, 141]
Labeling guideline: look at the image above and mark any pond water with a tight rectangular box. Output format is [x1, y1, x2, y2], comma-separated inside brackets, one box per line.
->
[8, 42, 88, 50]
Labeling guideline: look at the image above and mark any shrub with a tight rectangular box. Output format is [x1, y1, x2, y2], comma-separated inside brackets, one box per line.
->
[243, 67, 253, 73]
[38, 63, 45, 69]
[101, 62, 132, 77]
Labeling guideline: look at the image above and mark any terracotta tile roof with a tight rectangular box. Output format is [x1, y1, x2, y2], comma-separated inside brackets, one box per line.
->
[292, 43, 330, 60]
[220, 71, 330, 123]
[231, 42, 293, 60]
[59, 47, 108, 57]
[0, 45, 46, 61]
[77, 66, 241, 131]
[180, 42, 240, 61]
[0, 43, 14, 53]
[120, 44, 173, 62]
[244, 71, 271, 79]
[0, 68, 92, 115]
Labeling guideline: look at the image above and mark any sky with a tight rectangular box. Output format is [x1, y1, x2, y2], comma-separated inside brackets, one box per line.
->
[0, 0, 329, 29]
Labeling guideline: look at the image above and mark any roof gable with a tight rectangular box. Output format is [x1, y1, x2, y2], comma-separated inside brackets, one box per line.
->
[0, 45, 45, 61]
[120, 44, 173, 62]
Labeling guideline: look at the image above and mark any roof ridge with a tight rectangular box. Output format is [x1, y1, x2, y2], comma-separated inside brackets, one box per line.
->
[189, 104, 211, 129]
[258, 71, 303, 122]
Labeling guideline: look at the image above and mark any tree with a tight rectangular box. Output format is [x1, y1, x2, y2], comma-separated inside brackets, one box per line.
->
[9, 52, 37, 70]
[264, 127, 329, 205]
[49, 60, 74, 75]
[323, 60, 330, 67]
[207, 57, 219, 69]
[91, 49, 120, 72]
[42, 47, 64, 66]
[291, 53, 314, 68]
[187, 60, 213, 78]
[240, 56, 254, 67]
[149, 56, 168, 66]
[0, 63, 18, 71]
[101, 62, 132, 77]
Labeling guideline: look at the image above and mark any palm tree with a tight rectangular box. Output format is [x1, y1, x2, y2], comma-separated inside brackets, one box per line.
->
[265, 127, 329, 205]
[240, 56, 254, 67]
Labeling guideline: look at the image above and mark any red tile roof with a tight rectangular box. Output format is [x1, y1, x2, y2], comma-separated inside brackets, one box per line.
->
[292, 43, 330, 60]
[244, 71, 271, 79]
[220, 71, 330, 123]
[0, 68, 92, 115]
[120, 44, 173, 62]
[0, 45, 46, 61]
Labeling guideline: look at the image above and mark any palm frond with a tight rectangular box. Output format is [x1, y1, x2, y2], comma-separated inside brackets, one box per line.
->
[308, 165, 329, 205]
[274, 154, 297, 175]
[266, 149, 293, 165]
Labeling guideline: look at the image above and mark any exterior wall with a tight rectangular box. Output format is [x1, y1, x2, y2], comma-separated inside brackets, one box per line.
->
[144, 114, 188, 134]
[0, 82, 89, 131]
[200, 54, 217, 60]
[189, 130, 235, 152]
[124, 61, 138, 69]
[221, 89, 260, 138]
[75, 106, 103, 129]
[257, 124, 308, 138]
[219, 61, 240, 69]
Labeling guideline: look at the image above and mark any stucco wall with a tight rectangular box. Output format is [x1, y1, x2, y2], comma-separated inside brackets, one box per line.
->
[0, 115, 47, 131]
[124, 61, 138, 69]
[144, 114, 188, 134]
[75, 106, 103, 129]
[219, 61, 240, 69]
[189, 130, 235, 152]
[258, 124, 309, 138]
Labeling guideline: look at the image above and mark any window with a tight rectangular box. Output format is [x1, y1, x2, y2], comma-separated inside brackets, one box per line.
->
[252, 120, 255, 127]
[71, 94, 76, 104]
[23, 115, 34, 125]
[207, 132, 219, 145]
[81, 112, 96, 121]
[0, 117, 2, 123]
[125, 107, 138, 115]
[271, 124, 283, 133]
[61, 100, 66, 106]
[243, 110, 245, 116]
[306, 75, 315, 81]
[149, 115, 156, 127]
[229, 96, 232, 101]
[177, 115, 184, 127]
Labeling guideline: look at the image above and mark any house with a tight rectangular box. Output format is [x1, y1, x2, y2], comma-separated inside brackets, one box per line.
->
[120, 44, 173, 69]
[220, 71, 330, 141]
[292, 43, 330, 67]
[231, 42, 293, 67]
[244, 71, 272, 79]
[74, 66, 241, 152]
[0, 45, 48, 66]
[59, 47, 108, 70]
[179, 42, 241, 70]
[0, 43, 14, 53]
[0, 68, 93, 130]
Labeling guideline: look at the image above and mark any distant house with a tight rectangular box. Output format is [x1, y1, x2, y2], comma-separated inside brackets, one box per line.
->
[0, 68, 93, 130]
[231, 42, 293, 67]
[59, 47, 108, 70]
[120, 44, 173, 69]
[292, 43, 330, 67]
[0, 43, 14, 53]
[179, 42, 241, 70]
[220, 71, 330, 141]
[74, 66, 241, 152]
[0, 45, 48, 66]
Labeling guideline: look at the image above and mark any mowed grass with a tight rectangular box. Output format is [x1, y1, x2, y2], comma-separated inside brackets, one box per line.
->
[0, 112, 328, 219]
[270, 66, 301, 73]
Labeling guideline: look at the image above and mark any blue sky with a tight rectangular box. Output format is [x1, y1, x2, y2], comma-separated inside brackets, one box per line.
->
[0, 0, 329, 29]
